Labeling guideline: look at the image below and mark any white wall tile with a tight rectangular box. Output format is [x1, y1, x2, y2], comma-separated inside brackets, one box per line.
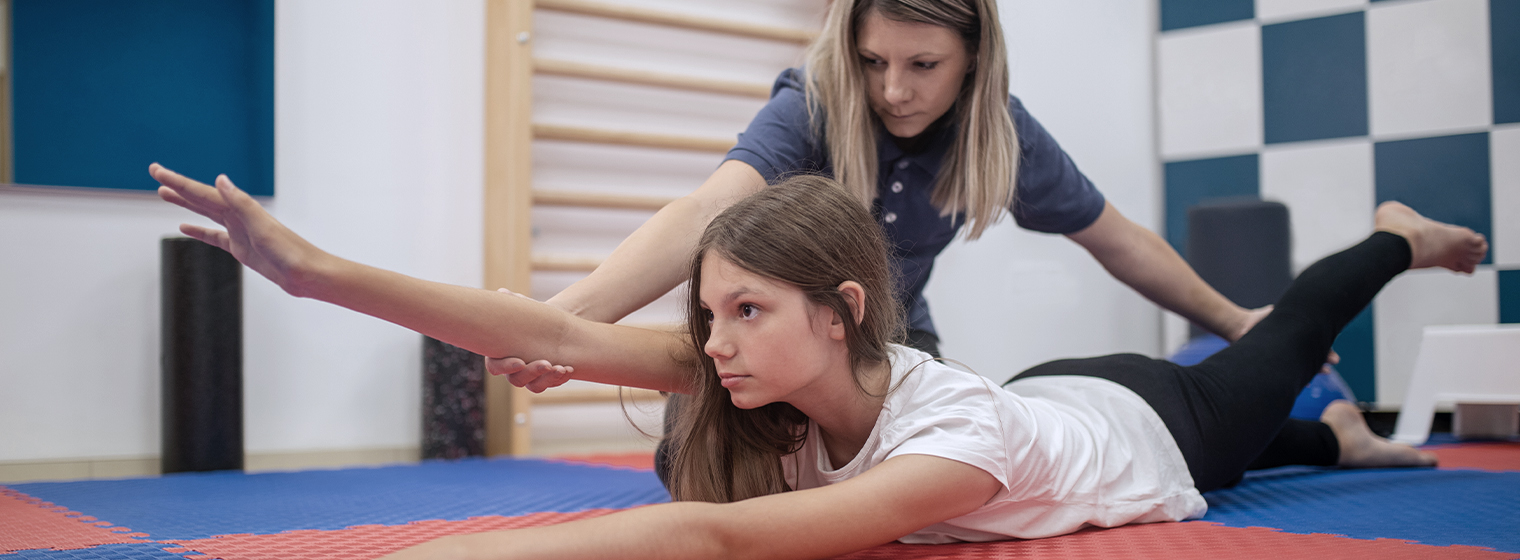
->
[1159, 23, 1263, 159]
[1257, 0, 1368, 24]
[1493, 126, 1520, 267]
[1261, 139, 1376, 272]
[1374, 269, 1498, 407]
[1367, 0, 1493, 138]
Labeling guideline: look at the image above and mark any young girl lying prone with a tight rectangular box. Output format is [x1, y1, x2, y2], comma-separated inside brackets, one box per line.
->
[151, 164, 1485, 559]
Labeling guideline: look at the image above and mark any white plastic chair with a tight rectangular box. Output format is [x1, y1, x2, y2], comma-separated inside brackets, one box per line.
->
[1391, 325, 1520, 445]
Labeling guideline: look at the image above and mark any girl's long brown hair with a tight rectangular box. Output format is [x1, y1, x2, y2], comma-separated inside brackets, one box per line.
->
[665, 175, 904, 503]
[804, 0, 1018, 240]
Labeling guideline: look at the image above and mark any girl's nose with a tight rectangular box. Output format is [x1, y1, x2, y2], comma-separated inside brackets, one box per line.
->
[705, 326, 735, 360]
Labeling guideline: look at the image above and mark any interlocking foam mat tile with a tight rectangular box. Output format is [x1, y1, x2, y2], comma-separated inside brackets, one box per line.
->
[4, 458, 667, 541]
[1204, 466, 1520, 552]
[3, 444, 1517, 559]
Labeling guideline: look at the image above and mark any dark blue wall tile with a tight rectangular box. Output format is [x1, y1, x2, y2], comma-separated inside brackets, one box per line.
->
[1161, 0, 1255, 31]
[1264, 12, 1369, 144]
[1495, 0, 1520, 124]
[1374, 133, 1493, 265]
[11, 0, 276, 195]
[1332, 307, 1376, 404]
[1164, 154, 1261, 256]
[1501, 269, 1520, 324]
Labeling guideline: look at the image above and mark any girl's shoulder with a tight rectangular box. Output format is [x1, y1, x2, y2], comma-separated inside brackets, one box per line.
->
[883, 345, 1013, 415]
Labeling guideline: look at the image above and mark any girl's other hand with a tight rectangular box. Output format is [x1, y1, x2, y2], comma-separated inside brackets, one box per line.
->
[150, 163, 328, 297]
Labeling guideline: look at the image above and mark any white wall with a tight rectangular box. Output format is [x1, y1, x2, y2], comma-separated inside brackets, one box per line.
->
[0, 0, 485, 462]
[927, 0, 1162, 382]
[0, 0, 1160, 464]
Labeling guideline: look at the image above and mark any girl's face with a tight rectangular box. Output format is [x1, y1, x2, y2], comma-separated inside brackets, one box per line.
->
[699, 254, 851, 410]
[856, 10, 973, 138]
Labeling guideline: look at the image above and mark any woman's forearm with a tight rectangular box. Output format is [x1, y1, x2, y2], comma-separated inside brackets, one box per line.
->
[547, 160, 766, 322]
[1069, 202, 1251, 340]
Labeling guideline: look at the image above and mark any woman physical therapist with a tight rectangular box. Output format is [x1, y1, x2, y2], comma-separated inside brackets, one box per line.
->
[495, 0, 1268, 377]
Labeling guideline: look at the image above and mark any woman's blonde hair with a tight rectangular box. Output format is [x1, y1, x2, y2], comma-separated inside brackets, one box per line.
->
[665, 175, 903, 503]
[804, 0, 1018, 239]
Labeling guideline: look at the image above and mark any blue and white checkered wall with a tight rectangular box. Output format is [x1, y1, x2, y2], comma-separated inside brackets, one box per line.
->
[1157, 0, 1520, 408]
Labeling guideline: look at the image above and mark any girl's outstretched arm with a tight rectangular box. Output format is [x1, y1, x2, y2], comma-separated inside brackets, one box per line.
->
[150, 163, 692, 393]
[382, 454, 1003, 560]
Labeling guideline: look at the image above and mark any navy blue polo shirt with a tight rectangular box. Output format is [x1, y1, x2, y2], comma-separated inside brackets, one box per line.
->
[725, 68, 1106, 336]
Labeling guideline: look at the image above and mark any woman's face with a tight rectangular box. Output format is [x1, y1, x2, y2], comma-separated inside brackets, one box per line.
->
[855, 11, 973, 138]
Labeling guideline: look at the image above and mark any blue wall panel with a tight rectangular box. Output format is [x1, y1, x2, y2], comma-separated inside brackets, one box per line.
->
[11, 0, 275, 195]
[1163, 154, 1260, 257]
[1160, 0, 1255, 31]
[1332, 307, 1376, 404]
[1495, 0, 1520, 124]
[1501, 269, 1520, 324]
[1373, 133, 1492, 265]
[1263, 12, 1369, 144]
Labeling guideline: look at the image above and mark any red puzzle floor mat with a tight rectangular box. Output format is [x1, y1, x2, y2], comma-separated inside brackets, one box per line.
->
[5, 442, 1519, 559]
[1429, 442, 1520, 472]
[0, 488, 151, 553]
[548, 451, 656, 471]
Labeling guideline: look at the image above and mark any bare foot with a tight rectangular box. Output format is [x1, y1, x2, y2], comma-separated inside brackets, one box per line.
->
[1321, 400, 1437, 468]
[1374, 201, 1488, 273]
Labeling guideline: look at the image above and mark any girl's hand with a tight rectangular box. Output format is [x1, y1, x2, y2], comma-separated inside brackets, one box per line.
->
[150, 163, 328, 297]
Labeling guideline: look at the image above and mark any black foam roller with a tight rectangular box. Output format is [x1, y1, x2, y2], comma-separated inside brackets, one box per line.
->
[421, 336, 485, 460]
[1187, 199, 1293, 338]
[161, 237, 244, 473]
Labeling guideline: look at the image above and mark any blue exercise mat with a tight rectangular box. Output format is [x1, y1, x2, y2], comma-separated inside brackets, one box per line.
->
[3, 543, 192, 560]
[8, 457, 669, 541]
[1205, 466, 1520, 552]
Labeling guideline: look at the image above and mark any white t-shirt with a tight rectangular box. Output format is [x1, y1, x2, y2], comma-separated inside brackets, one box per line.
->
[782, 345, 1207, 543]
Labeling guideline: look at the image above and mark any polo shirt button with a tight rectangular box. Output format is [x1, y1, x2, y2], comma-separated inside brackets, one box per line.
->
[884, 212, 898, 223]
[896, 160, 910, 170]
[891, 181, 903, 193]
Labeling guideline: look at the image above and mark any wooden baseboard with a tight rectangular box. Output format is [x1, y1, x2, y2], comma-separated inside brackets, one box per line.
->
[0, 447, 422, 484]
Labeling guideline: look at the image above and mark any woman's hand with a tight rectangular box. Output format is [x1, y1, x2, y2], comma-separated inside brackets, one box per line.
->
[1230, 304, 1340, 370]
[486, 290, 576, 392]
[151, 163, 329, 297]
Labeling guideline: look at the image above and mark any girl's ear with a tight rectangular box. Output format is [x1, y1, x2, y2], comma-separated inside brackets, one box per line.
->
[837, 281, 867, 327]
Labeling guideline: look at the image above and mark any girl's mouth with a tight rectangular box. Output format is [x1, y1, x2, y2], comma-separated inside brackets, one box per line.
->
[718, 373, 750, 388]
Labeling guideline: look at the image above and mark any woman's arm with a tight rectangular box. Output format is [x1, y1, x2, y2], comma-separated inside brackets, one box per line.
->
[151, 164, 691, 393]
[546, 159, 767, 323]
[484, 160, 767, 389]
[1066, 201, 1259, 341]
[381, 454, 1003, 560]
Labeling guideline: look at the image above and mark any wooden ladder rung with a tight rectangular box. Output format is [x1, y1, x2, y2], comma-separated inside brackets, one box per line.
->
[535, 58, 771, 99]
[533, 124, 734, 153]
[535, 0, 816, 45]
[531, 386, 666, 405]
[533, 189, 675, 211]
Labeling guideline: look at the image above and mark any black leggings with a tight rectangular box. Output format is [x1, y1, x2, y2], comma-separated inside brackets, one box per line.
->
[1008, 232, 1410, 492]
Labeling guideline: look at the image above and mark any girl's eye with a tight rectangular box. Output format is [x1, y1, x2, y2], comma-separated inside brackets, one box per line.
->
[739, 304, 758, 318]
[916, 61, 939, 70]
[860, 56, 884, 66]
[703, 309, 714, 323]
